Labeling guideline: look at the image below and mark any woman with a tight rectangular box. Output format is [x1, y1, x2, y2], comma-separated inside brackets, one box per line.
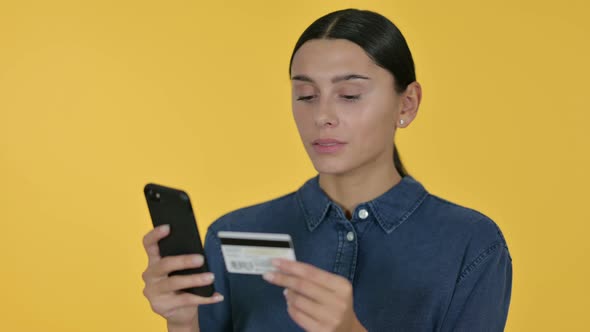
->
[142, 8, 512, 332]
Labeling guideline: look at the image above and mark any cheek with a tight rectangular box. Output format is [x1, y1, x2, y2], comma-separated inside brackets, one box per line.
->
[292, 106, 313, 136]
[349, 104, 396, 151]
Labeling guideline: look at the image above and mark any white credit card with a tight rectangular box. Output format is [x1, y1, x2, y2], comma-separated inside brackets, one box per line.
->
[218, 231, 296, 275]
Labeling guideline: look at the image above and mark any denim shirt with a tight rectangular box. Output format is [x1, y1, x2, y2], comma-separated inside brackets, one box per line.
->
[199, 175, 512, 331]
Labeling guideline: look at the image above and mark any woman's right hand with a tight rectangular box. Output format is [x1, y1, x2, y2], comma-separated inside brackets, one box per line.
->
[142, 224, 224, 330]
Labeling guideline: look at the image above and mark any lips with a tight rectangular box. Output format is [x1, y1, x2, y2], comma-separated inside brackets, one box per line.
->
[312, 138, 346, 154]
[312, 138, 346, 145]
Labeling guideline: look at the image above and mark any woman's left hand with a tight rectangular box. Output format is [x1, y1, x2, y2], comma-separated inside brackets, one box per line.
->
[263, 258, 367, 332]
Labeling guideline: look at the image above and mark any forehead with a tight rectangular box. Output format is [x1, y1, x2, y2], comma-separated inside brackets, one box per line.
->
[291, 39, 387, 82]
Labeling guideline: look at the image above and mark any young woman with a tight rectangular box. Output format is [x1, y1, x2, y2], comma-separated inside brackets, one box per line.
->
[142, 8, 512, 332]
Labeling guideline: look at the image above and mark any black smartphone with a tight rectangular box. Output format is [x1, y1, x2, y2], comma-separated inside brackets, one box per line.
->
[143, 183, 214, 297]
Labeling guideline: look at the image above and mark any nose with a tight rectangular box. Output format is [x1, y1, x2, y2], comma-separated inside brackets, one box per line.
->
[313, 97, 339, 128]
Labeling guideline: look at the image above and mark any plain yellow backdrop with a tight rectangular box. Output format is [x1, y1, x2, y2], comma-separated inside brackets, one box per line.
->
[1, 0, 588, 331]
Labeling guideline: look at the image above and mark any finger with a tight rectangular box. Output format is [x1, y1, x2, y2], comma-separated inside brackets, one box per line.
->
[162, 292, 225, 318]
[145, 243, 160, 265]
[157, 273, 216, 293]
[143, 225, 170, 264]
[286, 300, 323, 332]
[263, 271, 334, 306]
[154, 254, 204, 276]
[143, 254, 205, 283]
[272, 259, 349, 293]
[154, 292, 224, 316]
[284, 288, 336, 325]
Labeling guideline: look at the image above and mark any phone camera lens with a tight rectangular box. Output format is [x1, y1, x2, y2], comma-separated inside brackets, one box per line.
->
[148, 189, 161, 202]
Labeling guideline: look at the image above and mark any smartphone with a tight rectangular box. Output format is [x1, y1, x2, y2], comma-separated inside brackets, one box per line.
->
[143, 183, 214, 297]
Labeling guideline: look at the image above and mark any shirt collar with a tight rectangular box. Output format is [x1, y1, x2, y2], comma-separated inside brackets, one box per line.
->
[296, 175, 429, 234]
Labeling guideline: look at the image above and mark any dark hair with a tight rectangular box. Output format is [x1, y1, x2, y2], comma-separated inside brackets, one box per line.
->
[289, 8, 415, 177]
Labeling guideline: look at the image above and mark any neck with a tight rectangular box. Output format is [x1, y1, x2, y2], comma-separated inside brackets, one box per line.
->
[318, 157, 402, 219]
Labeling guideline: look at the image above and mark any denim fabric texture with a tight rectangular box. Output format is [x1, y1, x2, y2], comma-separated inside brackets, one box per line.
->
[199, 175, 512, 332]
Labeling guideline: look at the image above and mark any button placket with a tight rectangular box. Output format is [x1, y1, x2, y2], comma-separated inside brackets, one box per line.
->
[333, 217, 359, 281]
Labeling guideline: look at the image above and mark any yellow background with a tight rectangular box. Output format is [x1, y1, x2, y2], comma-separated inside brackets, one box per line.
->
[1, 0, 588, 331]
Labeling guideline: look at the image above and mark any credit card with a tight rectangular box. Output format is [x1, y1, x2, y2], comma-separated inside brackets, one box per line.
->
[217, 231, 296, 275]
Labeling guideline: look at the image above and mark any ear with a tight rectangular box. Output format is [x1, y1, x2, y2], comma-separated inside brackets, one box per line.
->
[397, 81, 422, 128]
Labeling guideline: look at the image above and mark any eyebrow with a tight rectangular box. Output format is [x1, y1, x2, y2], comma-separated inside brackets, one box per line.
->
[291, 73, 371, 84]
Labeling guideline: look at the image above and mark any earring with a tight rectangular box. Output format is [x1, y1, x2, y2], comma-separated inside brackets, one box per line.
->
[399, 119, 405, 125]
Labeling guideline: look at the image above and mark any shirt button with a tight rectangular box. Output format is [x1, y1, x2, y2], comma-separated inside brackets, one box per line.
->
[346, 231, 355, 242]
[358, 208, 369, 220]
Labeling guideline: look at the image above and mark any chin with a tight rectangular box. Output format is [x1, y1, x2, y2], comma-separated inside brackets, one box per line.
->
[310, 158, 356, 176]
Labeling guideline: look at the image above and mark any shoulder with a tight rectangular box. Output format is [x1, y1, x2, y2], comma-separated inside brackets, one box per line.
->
[418, 192, 512, 272]
[420, 192, 513, 282]
[422, 193, 509, 247]
[206, 190, 298, 234]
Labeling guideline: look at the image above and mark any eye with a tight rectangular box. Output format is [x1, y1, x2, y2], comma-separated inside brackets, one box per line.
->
[296, 95, 315, 102]
[341, 94, 361, 101]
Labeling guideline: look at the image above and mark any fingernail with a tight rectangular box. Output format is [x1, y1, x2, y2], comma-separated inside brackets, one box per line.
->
[271, 259, 281, 267]
[206, 273, 215, 281]
[283, 289, 288, 296]
[160, 224, 170, 233]
[263, 272, 275, 281]
[214, 294, 224, 301]
[193, 255, 204, 265]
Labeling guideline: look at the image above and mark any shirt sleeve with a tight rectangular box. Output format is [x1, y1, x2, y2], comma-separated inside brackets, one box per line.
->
[440, 240, 513, 332]
[198, 228, 233, 331]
